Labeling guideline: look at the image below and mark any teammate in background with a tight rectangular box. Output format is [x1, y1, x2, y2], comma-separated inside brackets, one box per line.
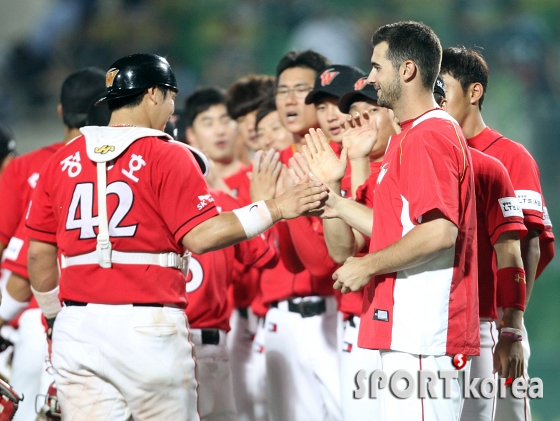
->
[226, 75, 275, 163]
[186, 187, 278, 421]
[325, 22, 478, 420]
[295, 77, 395, 421]
[0, 124, 16, 177]
[256, 49, 342, 421]
[0, 68, 107, 421]
[255, 98, 294, 152]
[436, 75, 527, 421]
[26, 53, 328, 420]
[185, 87, 251, 202]
[441, 46, 551, 421]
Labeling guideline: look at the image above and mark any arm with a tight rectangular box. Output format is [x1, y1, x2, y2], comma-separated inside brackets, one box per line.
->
[182, 181, 328, 254]
[520, 229, 540, 305]
[493, 230, 525, 380]
[332, 210, 457, 293]
[28, 240, 59, 293]
[0, 273, 33, 327]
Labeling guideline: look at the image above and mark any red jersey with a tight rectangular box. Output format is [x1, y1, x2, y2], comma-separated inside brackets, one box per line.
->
[537, 199, 554, 279]
[27, 128, 218, 308]
[186, 189, 277, 331]
[470, 148, 526, 319]
[0, 142, 65, 247]
[467, 127, 544, 232]
[338, 161, 382, 319]
[224, 163, 252, 206]
[358, 109, 479, 356]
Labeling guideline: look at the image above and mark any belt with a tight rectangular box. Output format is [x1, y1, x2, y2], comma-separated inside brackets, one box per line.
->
[347, 315, 357, 328]
[190, 328, 224, 346]
[64, 300, 164, 308]
[238, 307, 249, 319]
[271, 298, 327, 318]
[60, 250, 189, 274]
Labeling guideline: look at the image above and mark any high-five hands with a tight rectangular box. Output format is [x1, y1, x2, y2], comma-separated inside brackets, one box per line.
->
[340, 111, 380, 160]
[302, 128, 347, 185]
[250, 149, 282, 202]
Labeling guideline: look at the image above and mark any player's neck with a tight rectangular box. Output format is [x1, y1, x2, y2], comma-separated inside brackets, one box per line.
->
[459, 110, 486, 140]
[108, 108, 152, 129]
[63, 127, 82, 143]
[213, 158, 242, 179]
[392, 90, 438, 124]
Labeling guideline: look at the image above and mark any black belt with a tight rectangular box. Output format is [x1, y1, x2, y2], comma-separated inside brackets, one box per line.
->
[200, 329, 220, 345]
[271, 299, 327, 318]
[64, 300, 164, 307]
[347, 315, 357, 328]
[238, 307, 249, 319]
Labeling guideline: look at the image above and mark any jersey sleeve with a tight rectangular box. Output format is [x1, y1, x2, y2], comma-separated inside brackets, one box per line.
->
[26, 163, 58, 244]
[154, 144, 218, 243]
[401, 130, 463, 226]
[0, 159, 26, 245]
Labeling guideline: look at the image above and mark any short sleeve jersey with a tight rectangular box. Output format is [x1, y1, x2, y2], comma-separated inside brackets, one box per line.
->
[470, 148, 527, 319]
[468, 127, 544, 232]
[26, 130, 218, 308]
[186, 189, 276, 331]
[0, 142, 65, 247]
[358, 110, 479, 357]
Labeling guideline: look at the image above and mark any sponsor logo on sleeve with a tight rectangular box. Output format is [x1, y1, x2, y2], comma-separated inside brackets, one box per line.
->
[4, 237, 24, 261]
[195, 194, 215, 211]
[543, 206, 552, 228]
[515, 190, 543, 212]
[498, 197, 523, 218]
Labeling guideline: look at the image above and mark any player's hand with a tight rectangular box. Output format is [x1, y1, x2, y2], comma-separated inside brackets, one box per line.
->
[288, 153, 312, 184]
[493, 336, 524, 382]
[302, 128, 347, 185]
[274, 165, 294, 198]
[250, 149, 282, 201]
[332, 256, 373, 293]
[272, 180, 329, 220]
[340, 111, 379, 160]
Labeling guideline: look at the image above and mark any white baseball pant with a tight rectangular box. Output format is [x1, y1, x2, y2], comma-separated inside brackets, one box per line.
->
[52, 304, 199, 421]
[191, 328, 238, 421]
[340, 315, 381, 421]
[265, 296, 342, 421]
[251, 317, 269, 421]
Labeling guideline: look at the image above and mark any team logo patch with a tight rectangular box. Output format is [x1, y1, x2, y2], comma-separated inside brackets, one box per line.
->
[377, 163, 389, 184]
[106, 68, 119, 88]
[342, 342, 353, 353]
[320, 68, 340, 86]
[341, 189, 348, 198]
[28, 172, 39, 188]
[94, 145, 115, 154]
[195, 194, 214, 211]
[60, 151, 82, 178]
[354, 77, 368, 91]
[498, 197, 523, 218]
[373, 309, 389, 322]
[268, 322, 278, 332]
[4, 237, 24, 261]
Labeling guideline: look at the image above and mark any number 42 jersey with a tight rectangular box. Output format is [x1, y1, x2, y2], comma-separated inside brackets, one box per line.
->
[26, 128, 218, 308]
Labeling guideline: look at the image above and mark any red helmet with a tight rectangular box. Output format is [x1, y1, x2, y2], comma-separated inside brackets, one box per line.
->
[37, 382, 61, 419]
[0, 378, 21, 421]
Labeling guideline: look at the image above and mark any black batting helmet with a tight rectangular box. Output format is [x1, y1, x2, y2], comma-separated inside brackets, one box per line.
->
[95, 53, 178, 105]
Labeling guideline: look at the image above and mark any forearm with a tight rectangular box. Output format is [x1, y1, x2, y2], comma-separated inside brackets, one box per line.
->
[349, 158, 370, 198]
[360, 218, 457, 278]
[323, 218, 361, 263]
[7, 274, 33, 302]
[494, 231, 526, 318]
[521, 230, 540, 305]
[332, 195, 374, 237]
[28, 240, 60, 292]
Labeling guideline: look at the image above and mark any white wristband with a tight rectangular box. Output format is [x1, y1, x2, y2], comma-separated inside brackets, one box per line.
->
[30, 285, 62, 319]
[232, 201, 273, 239]
[0, 282, 30, 321]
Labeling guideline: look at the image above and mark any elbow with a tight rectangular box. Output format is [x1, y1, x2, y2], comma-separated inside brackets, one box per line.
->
[439, 224, 458, 251]
[186, 237, 213, 255]
[329, 249, 353, 264]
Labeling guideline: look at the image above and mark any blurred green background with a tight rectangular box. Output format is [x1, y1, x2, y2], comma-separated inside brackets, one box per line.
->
[0, 0, 557, 418]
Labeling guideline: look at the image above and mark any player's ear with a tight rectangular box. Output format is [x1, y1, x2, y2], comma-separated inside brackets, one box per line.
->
[146, 86, 159, 105]
[57, 104, 63, 120]
[469, 82, 484, 106]
[401, 60, 416, 83]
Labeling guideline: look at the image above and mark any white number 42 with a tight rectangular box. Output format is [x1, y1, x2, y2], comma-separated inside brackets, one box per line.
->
[66, 181, 137, 239]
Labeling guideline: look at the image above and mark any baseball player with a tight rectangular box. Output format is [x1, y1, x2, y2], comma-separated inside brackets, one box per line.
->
[259, 50, 343, 421]
[25, 53, 328, 421]
[436, 76, 527, 421]
[0, 68, 107, 421]
[329, 22, 479, 420]
[255, 98, 295, 152]
[441, 47, 552, 421]
[0, 124, 16, 177]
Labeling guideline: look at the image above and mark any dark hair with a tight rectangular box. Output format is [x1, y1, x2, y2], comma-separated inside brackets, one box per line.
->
[184, 87, 226, 128]
[276, 50, 331, 81]
[371, 21, 441, 90]
[60, 67, 106, 128]
[86, 101, 111, 126]
[226, 75, 275, 120]
[255, 97, 277, 129]
[108, 85, 172, 112]
[441, 47, 489, 110]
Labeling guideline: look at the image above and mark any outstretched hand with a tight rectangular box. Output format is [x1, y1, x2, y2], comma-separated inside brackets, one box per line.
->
[250, 149, 282, 201]
[340, 111, 379, 160]
[272, 180, 329, 220]
[302, 128, 347, 185]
